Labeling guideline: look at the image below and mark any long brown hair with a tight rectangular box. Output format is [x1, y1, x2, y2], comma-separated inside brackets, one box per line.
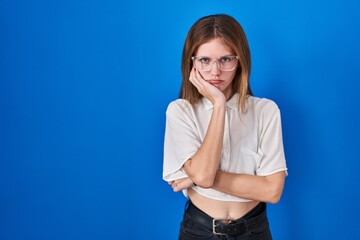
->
[179, 14, 253, 112]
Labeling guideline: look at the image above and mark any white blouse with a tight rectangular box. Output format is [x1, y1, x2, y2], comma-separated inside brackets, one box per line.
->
[163, 94, 288, 202]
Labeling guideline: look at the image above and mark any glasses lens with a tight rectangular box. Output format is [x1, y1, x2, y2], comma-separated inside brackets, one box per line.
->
[193, 58, 211, 71]
[219, 56, 237, 71]
[193, 56, 238, 71]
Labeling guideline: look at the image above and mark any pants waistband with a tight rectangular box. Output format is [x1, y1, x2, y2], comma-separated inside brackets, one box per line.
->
[185, 200, 268, 236]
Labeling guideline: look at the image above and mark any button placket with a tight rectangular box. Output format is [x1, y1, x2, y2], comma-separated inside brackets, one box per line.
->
[221, 109, 231, 170]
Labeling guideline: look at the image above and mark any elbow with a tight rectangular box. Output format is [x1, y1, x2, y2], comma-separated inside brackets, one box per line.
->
[267, 185, 284, 204]
[264, 173, 286, 204]
[183, 161, 216, 188]
[192, 173, 215, 189]
[268, 193, 282, 204]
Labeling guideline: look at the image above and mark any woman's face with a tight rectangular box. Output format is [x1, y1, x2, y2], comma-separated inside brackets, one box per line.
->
[194, 38, 237, 100]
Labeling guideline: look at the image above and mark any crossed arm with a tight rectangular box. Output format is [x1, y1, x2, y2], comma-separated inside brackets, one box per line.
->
[168, 68, 286, 204]
[177, 68, 226, 188]
[169, 171, 286, 204]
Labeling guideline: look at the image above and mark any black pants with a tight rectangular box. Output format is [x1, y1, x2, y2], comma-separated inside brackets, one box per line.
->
[178, 201, 272, 240]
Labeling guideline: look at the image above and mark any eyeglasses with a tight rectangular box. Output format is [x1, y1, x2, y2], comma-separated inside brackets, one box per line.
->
[191, 55, 239, 72]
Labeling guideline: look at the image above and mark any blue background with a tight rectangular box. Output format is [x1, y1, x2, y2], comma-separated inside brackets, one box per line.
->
[1, 0, 359, 239]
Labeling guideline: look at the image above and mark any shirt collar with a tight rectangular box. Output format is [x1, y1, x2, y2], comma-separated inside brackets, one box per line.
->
[202, 93, 239, 111]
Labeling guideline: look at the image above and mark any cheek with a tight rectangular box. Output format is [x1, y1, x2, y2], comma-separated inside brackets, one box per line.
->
[200, 72, 212, 79]
[224, 72, 237, 82]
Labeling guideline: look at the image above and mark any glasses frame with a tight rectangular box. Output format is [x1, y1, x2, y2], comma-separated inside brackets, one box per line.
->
[191, 55, 239, 72]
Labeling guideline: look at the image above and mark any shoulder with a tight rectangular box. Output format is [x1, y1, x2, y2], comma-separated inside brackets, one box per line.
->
[247, 96, 280, 117]
[166, 98, 195, 118]
[166, 98, 190, 112]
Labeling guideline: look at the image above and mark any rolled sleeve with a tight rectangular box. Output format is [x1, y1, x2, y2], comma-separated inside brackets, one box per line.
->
[163, 101, 201, 181]
[256, 101, 288, 176]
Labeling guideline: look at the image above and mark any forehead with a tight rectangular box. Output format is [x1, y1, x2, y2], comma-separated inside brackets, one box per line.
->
[196, 38, 233, 56]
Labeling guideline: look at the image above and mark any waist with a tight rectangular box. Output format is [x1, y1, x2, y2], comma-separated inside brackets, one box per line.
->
[188, 188, 260, 219]
[187, 185, 253, 202]
[185, 200, 269, 236]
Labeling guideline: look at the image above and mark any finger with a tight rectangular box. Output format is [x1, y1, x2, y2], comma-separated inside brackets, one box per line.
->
[173, 183, 181, 192]
[171, 179, 182, 192]
[191, 68, 204, 88]
[171, 181, 179, 192]
[189, 68, 197, 85]
[173, 178, 194, 192]
[194, 68, 204, 81]
[195, 68, 208, 82]
[193, 69, 211, 93]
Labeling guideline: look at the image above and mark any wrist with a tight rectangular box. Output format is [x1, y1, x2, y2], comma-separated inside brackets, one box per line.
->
[212, 99, 226, 109]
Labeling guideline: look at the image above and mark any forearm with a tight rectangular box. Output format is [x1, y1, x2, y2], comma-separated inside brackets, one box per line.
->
[212, 170, 286, 203]
[183, 103, 226, 188]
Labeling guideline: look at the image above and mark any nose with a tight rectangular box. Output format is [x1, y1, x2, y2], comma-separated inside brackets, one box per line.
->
[210, 61, 221, 76]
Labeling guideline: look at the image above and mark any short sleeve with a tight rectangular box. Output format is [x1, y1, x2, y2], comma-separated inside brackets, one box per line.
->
[162, 100, 201, 181]
[256, 101, 288, 176]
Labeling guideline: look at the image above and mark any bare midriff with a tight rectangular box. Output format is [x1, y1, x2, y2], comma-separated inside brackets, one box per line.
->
[188, 188, 260, 220]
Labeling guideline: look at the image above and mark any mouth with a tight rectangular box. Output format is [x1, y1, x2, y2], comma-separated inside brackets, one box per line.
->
[206, 80, 223, 85]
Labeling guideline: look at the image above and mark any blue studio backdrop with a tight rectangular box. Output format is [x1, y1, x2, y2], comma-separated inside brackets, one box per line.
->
[1, 1, 360, 239]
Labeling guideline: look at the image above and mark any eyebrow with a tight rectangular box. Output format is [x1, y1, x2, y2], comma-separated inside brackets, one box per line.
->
[195, 55, 235, 58]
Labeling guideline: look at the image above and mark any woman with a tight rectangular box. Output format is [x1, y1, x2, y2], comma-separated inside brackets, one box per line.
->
[163, 14, 287, 239]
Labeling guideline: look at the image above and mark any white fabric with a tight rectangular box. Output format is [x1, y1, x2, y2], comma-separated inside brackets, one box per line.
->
[163, 94, 288, 202]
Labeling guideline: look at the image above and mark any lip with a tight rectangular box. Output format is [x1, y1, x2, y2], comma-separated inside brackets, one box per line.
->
[206, 80, 223, 85]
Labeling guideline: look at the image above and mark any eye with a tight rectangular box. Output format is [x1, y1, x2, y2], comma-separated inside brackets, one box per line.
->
[199, 57, 210, 64]
[220, 56, 231, 63]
